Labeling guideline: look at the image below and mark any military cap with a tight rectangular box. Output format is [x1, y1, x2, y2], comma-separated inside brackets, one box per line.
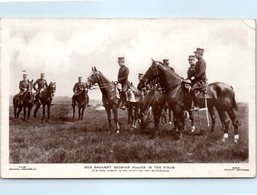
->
[188, 55, 195, 60]
[22, 73, 27, 77]
[78, 76, 82, 79]
[163, 59, 169, 63]
[138, 73, 143, 77]
[118, 57, 125, 62]
[194, 48, 204, 54]
[41, 73, 45, 76]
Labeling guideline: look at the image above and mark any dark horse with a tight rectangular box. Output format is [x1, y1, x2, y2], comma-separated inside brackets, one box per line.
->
[13, 80, 34, 120]
[86, 67, 120, 134]
[34, 82, 56, 122]
[139, 88, 169, 135]
[72, 85, 89, 120]
[138, 60, 239, 142]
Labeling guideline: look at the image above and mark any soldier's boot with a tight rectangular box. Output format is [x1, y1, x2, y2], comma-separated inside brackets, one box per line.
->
[119, 93, 126, 110]
[191, 91, 199, 111]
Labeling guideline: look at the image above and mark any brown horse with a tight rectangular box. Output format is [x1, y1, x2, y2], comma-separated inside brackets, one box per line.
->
[34, 82, 56, 122]
[72, 85, 89, 120]
[86, 67, 120, 134]
[139, 88, 169, 135]
[13, 80, 34, 120]
[138, 60, 239, 142]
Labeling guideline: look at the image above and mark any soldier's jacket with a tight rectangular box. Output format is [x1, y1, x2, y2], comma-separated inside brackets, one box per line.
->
[187, 64, 195, 79]
[73, 82, 85, 93]
[194, 58, 206, 82]
[33, 78, 48, 91]
[19, 80, 28, 92]
[118, 65, 129, 84]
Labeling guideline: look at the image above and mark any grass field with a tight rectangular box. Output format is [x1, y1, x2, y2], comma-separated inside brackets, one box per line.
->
[9, 100, 249, 163]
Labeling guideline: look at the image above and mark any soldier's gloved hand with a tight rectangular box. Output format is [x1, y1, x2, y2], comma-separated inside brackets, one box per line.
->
[191, 76, 195, 81]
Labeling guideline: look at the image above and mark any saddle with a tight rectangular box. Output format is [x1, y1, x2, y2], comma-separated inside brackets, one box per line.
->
[115, 83, 140, 102]
[182, 79, 209, 99]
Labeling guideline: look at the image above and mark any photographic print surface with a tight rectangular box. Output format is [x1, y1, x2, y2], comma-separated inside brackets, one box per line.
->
[0, 19, 255, 178]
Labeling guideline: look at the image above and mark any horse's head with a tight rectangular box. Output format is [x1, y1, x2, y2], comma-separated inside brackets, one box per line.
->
[27, 79, 33, 93]
[86, 66, 101, 89]
[137, 59, 162, 91]
[48, 82, 56, 96]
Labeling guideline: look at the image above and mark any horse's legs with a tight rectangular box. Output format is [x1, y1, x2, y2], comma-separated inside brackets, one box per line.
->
[17, 106, 22, 119]
[81, 106, 85, 120]
[42, 104, 45, 121]
[23, 106, 27, 120]
[127, 103, 131, 124]
[72, 105, 75, 119]
[27, 105, 32, 119]
[208, 106, 216, 132]
[105, 107, 112, 134]
[14, 105, 17, 118]
[189, 111, 196, 133]
[34, 104, 41, 118]
[216, 107, 230, 142]
[154, 107, 162, 137]
[47, 104, 50, 122]
[112, 105, 120, 134]
[174, 111, 185, 138]
[168, 108, 172, 124]
[78, 107, 81, 120]
[227, 110, 240, 143]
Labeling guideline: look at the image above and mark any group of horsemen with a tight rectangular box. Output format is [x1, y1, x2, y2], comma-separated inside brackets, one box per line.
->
[18, 47, 207, 110]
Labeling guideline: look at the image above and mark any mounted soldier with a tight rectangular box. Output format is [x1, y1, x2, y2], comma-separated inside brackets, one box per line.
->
[117, 57, 129, 110]
[72, 76, 87, 106]
[18, 72, 29, 103]
[33, 73, 48, 104]
[190, 48, 207, 109]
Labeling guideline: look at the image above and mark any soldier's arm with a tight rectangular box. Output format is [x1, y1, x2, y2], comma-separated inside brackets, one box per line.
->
[19, 82, 23, 90]
[118, 68, 129, 83]
[73, 83, 77, 93]
[194, 61, 206, 79]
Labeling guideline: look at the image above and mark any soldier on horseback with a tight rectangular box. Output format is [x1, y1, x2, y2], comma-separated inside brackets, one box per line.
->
[117, 57, 129, 110]
[18, 72, 29, 104]
[72, 76, 86, 106]
[190, 48, 207, 109]
[33, 73, 48, 105]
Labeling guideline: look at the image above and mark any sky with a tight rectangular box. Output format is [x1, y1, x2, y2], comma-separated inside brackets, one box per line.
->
[6, 19, 255, 102]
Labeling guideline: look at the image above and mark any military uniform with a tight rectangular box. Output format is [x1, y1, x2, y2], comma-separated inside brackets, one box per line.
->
[190, 48, 207, 109]
[191, 58, 207, 91]
[33, 74, 48, 104]
[19, 80, 29, 94]
[33, 78, 48, 92]
[73, 82, 85, 94]
[118, 65, 129, 92]
[117, 57, 129, 109]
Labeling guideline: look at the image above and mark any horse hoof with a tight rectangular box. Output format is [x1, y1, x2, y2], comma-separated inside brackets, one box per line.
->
[191, 126, 196, 133]
[116, 130, 120, 134]
[222, 133, 229, 142]
[234, 134, 239, 143]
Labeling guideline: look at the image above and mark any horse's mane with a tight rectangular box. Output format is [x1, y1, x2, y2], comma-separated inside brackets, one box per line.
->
[155, 61, 183, 80]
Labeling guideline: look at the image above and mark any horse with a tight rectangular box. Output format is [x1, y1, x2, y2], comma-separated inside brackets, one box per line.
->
[72, 85, 89, 120]
[86, 67, 120, 134]
[137, 60, 239, 142]
[34, 82, 56, 122]
[13, 80, 34, 120]
[139, 88, 169, 135]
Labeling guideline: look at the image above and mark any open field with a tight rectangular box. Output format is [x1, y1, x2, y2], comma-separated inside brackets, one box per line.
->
[9, 100, 248, 163]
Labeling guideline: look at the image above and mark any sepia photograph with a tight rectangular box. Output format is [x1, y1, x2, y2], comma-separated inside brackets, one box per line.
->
[0, 19, 255, 178]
